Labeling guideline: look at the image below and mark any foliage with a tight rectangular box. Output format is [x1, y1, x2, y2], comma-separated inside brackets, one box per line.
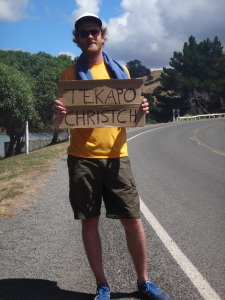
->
[0, 63, 37, 156]
[126, 59, 151, 78]
[156, 36, 225, 121]
[0, 50, 76, 156]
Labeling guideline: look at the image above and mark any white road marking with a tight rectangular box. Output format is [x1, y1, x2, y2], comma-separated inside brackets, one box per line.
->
[213, 151, 225, 156]
[140, 199, 221, 300]
[128, 127, 221, 300]
[127, 124, 178, 142]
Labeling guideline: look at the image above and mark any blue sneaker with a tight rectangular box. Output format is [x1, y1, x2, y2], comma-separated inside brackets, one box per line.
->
[94, 283, 110, 300]
[138, 280, 170, 300]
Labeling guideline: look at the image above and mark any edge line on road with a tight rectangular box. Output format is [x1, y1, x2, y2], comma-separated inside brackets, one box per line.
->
[127, 123, 179, 141]
[140, 199, 221, 300]
[128, 126, 221, 300]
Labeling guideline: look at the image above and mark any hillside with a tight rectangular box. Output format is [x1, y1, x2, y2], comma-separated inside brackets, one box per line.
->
[143, 51, 225, 93]
[142, 70, 163, 93]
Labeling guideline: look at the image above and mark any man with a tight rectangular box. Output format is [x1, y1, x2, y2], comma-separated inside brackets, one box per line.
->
[54, 12, 170, 300]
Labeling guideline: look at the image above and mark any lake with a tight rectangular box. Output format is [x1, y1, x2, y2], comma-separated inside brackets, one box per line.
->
[0, 133, 68, 158]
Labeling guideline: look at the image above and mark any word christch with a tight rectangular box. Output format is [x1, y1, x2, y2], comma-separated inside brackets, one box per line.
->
[54, 79, 145, 129]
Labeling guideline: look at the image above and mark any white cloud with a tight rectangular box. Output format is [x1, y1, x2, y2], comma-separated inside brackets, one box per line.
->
[103, 0, 225, 69]
[70, 0, 102, 24]
[68, 0, 225, 69]
[58, 51, 76, 60]
[0, 0, 29, 21]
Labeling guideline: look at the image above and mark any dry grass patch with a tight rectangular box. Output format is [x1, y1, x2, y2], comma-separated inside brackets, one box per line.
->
[0, 141, 69, 216]
[142, 70, 163, 93]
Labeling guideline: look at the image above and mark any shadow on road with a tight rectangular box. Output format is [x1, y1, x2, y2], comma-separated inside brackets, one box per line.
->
[0, 278, 140, 299]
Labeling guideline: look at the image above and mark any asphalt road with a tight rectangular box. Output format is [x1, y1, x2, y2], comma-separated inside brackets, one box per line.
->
[0, 118, 224, 300]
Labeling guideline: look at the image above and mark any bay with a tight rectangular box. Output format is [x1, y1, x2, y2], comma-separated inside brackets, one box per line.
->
[0, 133, 67, 158]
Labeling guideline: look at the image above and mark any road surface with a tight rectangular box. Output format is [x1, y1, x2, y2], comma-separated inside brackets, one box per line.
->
[0, 117, 224, 299]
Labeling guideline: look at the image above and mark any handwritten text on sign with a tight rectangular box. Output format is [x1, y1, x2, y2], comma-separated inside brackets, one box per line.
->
[55, 79, 145, 128]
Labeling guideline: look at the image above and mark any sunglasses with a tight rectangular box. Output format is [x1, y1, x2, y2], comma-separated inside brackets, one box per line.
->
[78, 29, 101, 38]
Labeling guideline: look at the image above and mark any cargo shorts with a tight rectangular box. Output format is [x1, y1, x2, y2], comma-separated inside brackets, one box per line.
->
[67, 155, 140, 219]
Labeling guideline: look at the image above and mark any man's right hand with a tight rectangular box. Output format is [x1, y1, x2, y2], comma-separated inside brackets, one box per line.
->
[54, 100, 67, 117]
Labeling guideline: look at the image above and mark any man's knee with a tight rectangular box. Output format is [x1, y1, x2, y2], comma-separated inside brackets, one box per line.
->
[120, 218, 143, 232]
[82, 216, 100, 231]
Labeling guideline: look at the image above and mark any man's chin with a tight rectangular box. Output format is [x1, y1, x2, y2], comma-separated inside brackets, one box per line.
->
[85, 47, 100, 55]
[88, 45, 98, 51]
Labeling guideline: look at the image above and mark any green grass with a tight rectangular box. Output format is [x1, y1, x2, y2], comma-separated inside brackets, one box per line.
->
[0, 141, 69, 204]
[0, 184, 23, 201]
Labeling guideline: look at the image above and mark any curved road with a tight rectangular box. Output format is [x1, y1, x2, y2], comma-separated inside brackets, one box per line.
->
[127, 117, 225, 300]
[0, 118, 224, 300]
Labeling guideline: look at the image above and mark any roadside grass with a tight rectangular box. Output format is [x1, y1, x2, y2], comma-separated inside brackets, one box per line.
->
[0, 141, 69, 216]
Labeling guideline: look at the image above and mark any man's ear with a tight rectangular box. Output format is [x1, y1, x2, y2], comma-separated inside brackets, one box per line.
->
[101, 33, 105, 45]
[75, 36, 80, 46]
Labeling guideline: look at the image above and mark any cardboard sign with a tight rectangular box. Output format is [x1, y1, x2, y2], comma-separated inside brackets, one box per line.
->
[54, 79, 145, 129]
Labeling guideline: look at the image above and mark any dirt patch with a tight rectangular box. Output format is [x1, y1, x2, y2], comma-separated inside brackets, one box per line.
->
[0, 162, 58, 217]
[0, 141, 69, 217]
[0, 180, 45, 217]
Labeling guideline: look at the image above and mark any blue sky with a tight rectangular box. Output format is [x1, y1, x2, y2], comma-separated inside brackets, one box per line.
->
[0, 0, 119, 58]
[1, 0, 225, 69]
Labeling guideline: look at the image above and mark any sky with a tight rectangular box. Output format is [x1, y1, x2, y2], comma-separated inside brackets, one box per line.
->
[0, 0, 225, 70]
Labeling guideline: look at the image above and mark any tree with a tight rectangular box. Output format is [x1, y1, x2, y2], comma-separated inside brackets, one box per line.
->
[0, 50, 33, 75]
[30, 53, 77, 133]
[157, 36, 225, 120]
[32, 68, 59, 130]
[126, 59, 151, 78]
[0, 63, 37, 157]
[0, 50, 76, 134]
[0, 50, 77, 153]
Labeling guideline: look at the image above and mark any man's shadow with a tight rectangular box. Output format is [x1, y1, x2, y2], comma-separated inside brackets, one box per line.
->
[0, 278, 140, 299]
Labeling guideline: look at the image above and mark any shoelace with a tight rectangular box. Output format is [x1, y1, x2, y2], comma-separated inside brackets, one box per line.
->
[143, 281, 161, 296]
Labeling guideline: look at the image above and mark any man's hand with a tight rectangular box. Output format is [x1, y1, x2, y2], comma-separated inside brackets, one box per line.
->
[142, 98, 149, 114]
[54, 99, 67, 117]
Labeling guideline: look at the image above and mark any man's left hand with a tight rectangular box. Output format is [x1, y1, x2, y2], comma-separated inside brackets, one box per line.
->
[142, 98, 149, 114]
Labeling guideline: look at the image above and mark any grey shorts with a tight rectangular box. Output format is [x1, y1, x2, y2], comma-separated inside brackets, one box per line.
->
[67, 155, 140, 219]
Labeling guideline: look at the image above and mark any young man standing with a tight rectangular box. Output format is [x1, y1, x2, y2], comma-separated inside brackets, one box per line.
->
[55, 12, 170, 300]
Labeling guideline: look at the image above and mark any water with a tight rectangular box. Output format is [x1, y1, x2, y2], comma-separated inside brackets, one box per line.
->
[0, 133, 66, 158]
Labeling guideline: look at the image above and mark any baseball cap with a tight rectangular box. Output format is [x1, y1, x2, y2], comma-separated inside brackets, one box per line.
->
[75, 12, 102, 29]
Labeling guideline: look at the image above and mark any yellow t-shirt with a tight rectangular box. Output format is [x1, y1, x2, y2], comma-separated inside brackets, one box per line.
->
[59, 61, 129, 158]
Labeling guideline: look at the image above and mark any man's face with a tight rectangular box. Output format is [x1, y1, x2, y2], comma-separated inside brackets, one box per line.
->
[76, 21, 105, 56]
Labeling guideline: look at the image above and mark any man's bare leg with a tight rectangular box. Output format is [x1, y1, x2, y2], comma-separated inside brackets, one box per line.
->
[82, 216, 108, 286]
[120, 218, 148, 284]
